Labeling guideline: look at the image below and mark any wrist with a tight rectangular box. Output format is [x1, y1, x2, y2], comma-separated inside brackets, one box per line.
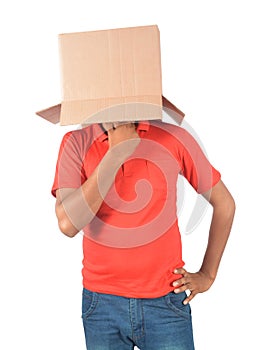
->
[198, 269, 216, 283]
[107, 146, 129, 164]
[108, 138, 140, 162]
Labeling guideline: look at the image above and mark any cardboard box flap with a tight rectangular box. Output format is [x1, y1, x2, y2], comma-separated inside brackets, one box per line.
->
[162, 96, 185, 124]
[61, 95, 162, 125]
[36, 104, 61, 124]
[36, 96, 185, 125]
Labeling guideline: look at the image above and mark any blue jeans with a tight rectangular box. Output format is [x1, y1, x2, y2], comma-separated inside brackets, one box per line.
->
[82, 288, 195, 350]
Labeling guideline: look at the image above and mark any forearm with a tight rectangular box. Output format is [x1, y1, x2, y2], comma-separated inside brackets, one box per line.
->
[200, 197, 235, 280]
[56, 148, 128, 236]
[55, 124, 140, 237]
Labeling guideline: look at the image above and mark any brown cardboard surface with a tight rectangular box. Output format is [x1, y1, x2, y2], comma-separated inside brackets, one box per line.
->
[162, 96, 185, 124]
[36, 25, 185, 125]
[61, 95, 162, 125]
[36, 104, 61, 124]
[36, 96, 185, 126]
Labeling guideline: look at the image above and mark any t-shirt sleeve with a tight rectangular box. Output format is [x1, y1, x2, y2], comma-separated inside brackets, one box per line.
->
[177, 129, 221, 194]
[51, 132, 87, 197]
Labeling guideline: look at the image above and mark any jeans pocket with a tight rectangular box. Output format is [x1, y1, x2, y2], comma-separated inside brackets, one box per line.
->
[164, 291, 192, 319]
[82, 288, 99, 319]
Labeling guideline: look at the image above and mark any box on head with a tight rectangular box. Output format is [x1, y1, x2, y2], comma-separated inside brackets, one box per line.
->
[36, 25, 185, 126]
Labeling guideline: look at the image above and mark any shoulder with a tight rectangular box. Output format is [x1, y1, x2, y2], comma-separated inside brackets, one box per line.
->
[148, 120, 206, 159]
[59, 124, 102, 157]
[62, 124, 102, 144]
[149, 120, 192, 143]
[62, 125, 91, 141]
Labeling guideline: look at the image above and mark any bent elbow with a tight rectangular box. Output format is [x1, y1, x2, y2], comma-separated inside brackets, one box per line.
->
[213, 192, 236, 221]
[58, 218, 79, 238]
[227, 194, 236, 218]
[55, 202, 79, 237]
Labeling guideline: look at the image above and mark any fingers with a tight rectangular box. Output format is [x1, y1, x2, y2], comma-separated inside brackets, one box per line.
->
[113, 121, 135, 128]
[173, 278, 191, 294]
[173, 283, 197, 305]
[173, 285, 188, 293]
[173, 269, 190, 293]
[173, 267, 197, 304]
[183, 292, 196, 305]
[174, 267, 187, 275]
[103, 122, 135, 132]
[173, 267, 187, 289]
[102, 122, 114, 132]
[172, 267, 213, 304]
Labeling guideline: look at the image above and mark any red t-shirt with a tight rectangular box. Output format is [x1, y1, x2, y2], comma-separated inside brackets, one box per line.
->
[52, 120, 221, 298]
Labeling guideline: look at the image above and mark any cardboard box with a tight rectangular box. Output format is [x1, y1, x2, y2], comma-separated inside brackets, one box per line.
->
[36, 25, 185, 125]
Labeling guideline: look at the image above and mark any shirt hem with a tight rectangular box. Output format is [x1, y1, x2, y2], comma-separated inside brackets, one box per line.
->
[82, 284, 177, 298]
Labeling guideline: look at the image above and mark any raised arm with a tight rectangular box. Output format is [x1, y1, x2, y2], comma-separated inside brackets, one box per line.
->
[55, 123, 139, 237]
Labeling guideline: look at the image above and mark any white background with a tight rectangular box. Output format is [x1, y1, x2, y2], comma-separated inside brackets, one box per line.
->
[1, 0, 270, 349]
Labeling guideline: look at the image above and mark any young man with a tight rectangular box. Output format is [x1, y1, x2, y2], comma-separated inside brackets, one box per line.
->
[52, 119, 235, 350]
